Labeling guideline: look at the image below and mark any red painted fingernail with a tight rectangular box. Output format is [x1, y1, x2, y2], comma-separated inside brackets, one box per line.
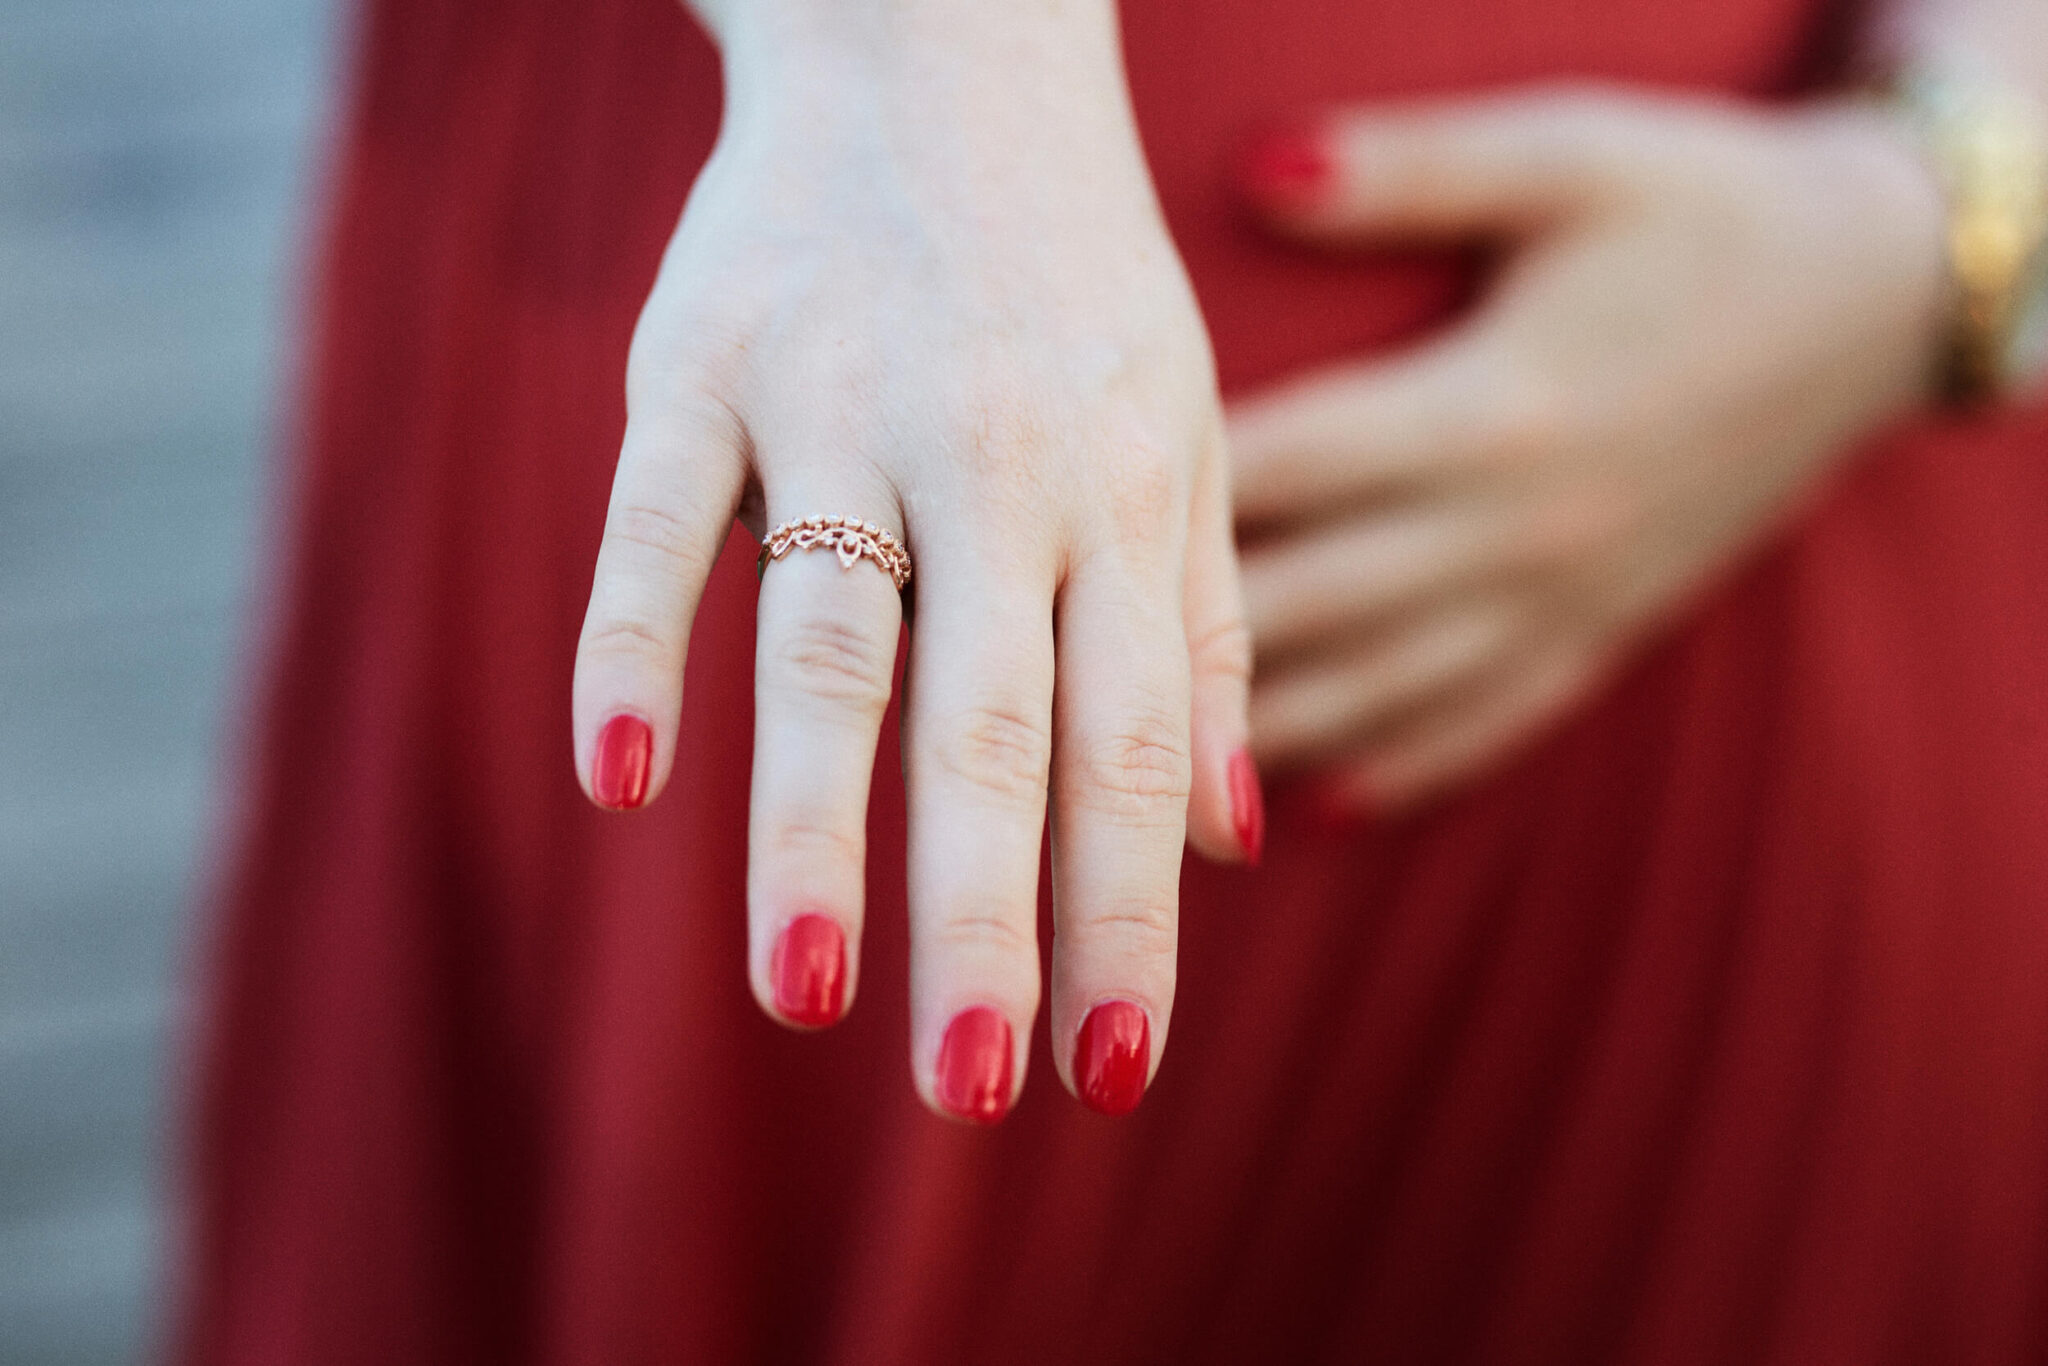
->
[936, 1006, 1014, 1125]
[592, 714, 652, 810]
[1237, 127, 1333, 205]
[1075, 1000, 1151, 1117]
[1228, 748, 1266, 867]
[771, 914, 847, 1028]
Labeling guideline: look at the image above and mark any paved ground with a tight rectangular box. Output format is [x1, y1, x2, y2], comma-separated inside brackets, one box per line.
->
[0, 2, 339, 1360]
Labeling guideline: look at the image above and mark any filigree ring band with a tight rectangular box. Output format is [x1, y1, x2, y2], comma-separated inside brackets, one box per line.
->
[757, 515, 913, 592]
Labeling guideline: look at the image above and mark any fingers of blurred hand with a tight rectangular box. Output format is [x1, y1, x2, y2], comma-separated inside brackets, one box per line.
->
[1318, 644, 1603, 811]
[747, 494, 905, 1030]
[1049, 540, 1195, 1115]
[1249, 601, 1524, 769]
[1241, 88, 1636, 240]
[573, 396, 748, 810]
[1241, 503, 1514, 660]
[900, 549, 1056, 1124]
[1181, 441, 1259, 868]
[1229, 339, 1557, 526]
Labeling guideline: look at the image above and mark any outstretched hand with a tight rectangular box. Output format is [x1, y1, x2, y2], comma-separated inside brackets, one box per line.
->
[572, 5, 1256, 1123]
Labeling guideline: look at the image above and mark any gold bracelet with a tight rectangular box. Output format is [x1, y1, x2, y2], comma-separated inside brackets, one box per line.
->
[1883, 62, 2048, 405]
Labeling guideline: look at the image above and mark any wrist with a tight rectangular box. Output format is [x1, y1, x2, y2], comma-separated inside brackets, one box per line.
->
[695, 0, 1133, 147]
[688, 1, 1162, 247]
[1786, 99, 1953, 409]
[1849, 58, 2048, 404]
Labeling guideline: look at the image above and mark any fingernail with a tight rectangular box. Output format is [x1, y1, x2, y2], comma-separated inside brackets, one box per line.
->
[770, 914, 847, 1028]
[935, 1006, 1014, 1125]
[1237, 127, 1333, 205]
[1074, 1000, 1151, 1117]
[1228, 748, 1266, 867]
[592, 714, 652, 810]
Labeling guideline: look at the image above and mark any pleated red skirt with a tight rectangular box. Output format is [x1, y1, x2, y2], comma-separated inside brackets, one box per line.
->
[178, 0, 2048, 1361]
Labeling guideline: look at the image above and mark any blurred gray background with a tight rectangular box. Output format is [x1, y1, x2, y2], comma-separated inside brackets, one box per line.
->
[1, 1, 341, 1360]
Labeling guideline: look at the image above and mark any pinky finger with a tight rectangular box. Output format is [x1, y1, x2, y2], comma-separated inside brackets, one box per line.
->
[1325, 644, 1606, 812]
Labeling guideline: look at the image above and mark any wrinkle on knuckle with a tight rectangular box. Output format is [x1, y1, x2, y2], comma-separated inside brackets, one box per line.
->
[582, 618, 672, 662]
[769, 614, 896, 712]
[931, 702, 1054, 806]
[1070, 899, 1178, 958]
[1189, 618, 1254, 682]
[1069, 707, 1192, 813]
[605, 502, 714, 575]
[931, 911, 1039, 961]
[762, 813, 865, 870]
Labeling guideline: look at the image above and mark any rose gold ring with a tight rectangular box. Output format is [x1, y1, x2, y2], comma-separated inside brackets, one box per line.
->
[757, 515, 913, 592]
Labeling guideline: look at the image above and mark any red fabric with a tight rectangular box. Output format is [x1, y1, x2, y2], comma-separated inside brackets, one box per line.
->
[178, 0, 2048, 1362]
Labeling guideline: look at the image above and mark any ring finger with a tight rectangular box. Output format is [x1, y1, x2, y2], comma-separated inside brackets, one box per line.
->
[748, 495, 908, 1030]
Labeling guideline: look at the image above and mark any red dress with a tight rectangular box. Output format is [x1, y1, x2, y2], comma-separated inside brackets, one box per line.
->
[179, 0, 2048, 1362]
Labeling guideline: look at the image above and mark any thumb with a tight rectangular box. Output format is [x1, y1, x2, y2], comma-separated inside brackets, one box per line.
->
[1237, 89, 1624, 241]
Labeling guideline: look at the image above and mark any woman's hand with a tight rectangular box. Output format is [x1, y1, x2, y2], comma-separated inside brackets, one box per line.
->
[1230, 87, 1948, 812]
[571, 2, 1256, 1123]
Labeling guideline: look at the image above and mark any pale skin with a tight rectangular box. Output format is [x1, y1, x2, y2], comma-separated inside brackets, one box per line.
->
[1233, 0, 2048, 811]
[574, 0, 1252, 1120]
[1231, 91, 1950, 810]
[574, 0, 2044, 1118]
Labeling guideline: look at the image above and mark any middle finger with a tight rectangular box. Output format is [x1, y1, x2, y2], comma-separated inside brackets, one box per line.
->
[901, 546, 1057, 1125]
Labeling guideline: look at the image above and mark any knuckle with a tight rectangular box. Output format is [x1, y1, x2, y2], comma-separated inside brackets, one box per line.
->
[1069, 704, 1192, 814]
[761, 813, 865, 870]
[932, 702, 1054, 805]
[769, 614, 896, 712]
[931, 910, 1040, 962]
[1189, 617, 1254, 684]
[623, 348, 746, 429]
[1101, 447, 1180, 547]
[581, 617, 672, 663]
[1070, 898, 1179, 959]
[604, 502, 713, 574]
[953, 389, 1059, 483]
